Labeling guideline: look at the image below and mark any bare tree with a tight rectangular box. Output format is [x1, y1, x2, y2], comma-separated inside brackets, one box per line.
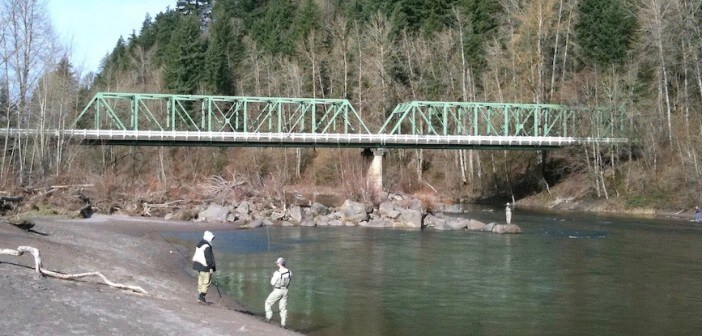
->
[329, 16, 351, 98]
[1, 0, 55, 185]
[638, 0, 674, 144]
[361, 12, 394, 127]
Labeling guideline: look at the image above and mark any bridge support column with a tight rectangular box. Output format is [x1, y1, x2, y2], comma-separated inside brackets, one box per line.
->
[364, 148, 386, 194]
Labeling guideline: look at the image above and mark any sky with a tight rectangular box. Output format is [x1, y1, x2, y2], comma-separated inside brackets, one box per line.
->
[48, 0, 174, 74]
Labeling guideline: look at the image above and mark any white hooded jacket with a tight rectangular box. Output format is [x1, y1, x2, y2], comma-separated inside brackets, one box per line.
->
[192, 231, 216, 272]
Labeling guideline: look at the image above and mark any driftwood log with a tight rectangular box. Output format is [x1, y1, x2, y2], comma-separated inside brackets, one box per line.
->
[6, 216, 35, 231]
[0, 246, 147, 295]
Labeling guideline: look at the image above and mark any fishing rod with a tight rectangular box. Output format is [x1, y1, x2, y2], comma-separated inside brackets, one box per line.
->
[146, 222, 222, 298]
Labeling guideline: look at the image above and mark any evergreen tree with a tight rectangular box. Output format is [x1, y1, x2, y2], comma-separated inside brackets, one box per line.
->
[176, 0, 213, 28]
[389, 0, 427, 34]
[110, 36, 128, 71]
[54, 56, 78, 87]
[456, 0, 500, 71]
[250, 0, 297, 55]
[422, 0, 455, 35]
[291, 0, 321, 43]
[164, 14, 206, 94]
[340, 0, 386, 23]
[389, 0, 459, 35]
[154, 9, 183, 65]
[204, 3, 235, 95]
[575, 0, 636, 68]
[138, 14, 157, 50]
[229, 0, 265, 30]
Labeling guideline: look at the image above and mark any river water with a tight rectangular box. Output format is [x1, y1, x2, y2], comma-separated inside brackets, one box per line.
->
[170, 206, 702, 335]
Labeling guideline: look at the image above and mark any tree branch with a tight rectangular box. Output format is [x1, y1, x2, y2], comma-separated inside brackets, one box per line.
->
[1, 245, 147, 295]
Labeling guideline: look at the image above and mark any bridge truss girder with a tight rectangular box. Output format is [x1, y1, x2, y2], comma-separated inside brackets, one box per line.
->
[378, 101, 627, 138]
[72, 92, 372, 135]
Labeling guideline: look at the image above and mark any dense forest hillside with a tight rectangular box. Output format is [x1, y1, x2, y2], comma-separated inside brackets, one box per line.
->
[1, 0, 702, 212]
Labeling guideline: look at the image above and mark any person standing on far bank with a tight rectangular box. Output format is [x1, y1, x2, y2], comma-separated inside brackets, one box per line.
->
[505, 203, 512, 224]
[192, 231, 216, 304]
[265, 257, 292, 328]
[695, 206, 701, 223]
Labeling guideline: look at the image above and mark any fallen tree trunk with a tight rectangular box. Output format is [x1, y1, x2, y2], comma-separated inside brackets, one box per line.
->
[6, 217, 35, 231]
[0, 246, 147, 295]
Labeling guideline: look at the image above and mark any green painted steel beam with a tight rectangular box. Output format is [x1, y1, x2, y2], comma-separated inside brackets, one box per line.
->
[71, 92, 372, 135]
[70, 93, 630, 147]
[378, 101, 629, 139]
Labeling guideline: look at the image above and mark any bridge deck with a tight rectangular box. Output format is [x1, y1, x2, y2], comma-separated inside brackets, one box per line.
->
[0, 129, 628, 150]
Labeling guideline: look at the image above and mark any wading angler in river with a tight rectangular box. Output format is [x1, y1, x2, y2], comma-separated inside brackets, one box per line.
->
[192, 231, 216, 304]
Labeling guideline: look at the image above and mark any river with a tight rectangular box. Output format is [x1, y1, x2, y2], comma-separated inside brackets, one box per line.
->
[170, 206, 702, 335]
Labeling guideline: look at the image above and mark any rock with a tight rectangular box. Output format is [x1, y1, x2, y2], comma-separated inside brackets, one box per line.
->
[485, 222, 496, 232]
[379, 201, 401, 219]
[340, 200, 369, 223]
[309, 202, 329, 217]
[300, 220, 316, 227]
[407, 198, 424, 212]
[423, 214, 447, 229]
[242, 218, 263, 229]
[270, 211, 286, 221]
[360, 219, 393, 228]
[226, 213, 238, 222]
[465, 219, 487, 231]
[329, 211, 344, 221]
[289, 206, 303, 223]
[197, 204, 229, 223]
[262, 218, 274, 226]
[492, 224, 522, 234]
[446, 218, 469, 230]
[166, 209, 195, 221]
[432, 222, 455, 231]
[396, 209, 423, 229]
[282, 221, 295, 227]
[236, 202, 252, 215]
[330, 220, 344, 227]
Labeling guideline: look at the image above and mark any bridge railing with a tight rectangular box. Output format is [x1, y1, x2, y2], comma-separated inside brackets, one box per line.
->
[71, 92, 373, 135]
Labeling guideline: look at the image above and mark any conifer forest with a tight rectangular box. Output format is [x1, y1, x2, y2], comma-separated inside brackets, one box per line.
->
[1, 0, 702, 211]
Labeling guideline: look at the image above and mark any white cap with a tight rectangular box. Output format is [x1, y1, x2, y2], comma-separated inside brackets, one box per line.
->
[203, 231, 215, 243]
[276, 257, 286, 266]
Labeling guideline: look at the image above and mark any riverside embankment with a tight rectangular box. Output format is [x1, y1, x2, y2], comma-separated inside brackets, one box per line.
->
[0, 215, 300, 336]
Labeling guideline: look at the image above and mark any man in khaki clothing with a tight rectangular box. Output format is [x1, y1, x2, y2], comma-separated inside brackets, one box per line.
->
[192, 231, 216, 304]
[265, 257, 292, 328]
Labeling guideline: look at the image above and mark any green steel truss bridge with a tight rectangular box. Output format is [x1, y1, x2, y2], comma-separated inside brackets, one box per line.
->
[5, 92, 631, 149]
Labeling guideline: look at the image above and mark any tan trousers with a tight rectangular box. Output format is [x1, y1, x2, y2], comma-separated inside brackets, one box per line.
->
[265, 288, 288, 326]
[198, 271, 212, 294]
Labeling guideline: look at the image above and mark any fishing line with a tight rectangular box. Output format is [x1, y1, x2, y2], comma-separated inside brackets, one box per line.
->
[144, 221, 222, 298]
[266, 225, 271, 253]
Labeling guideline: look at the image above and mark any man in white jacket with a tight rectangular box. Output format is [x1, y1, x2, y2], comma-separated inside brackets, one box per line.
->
[265, 257, 292, 328]
[192, 231, 216, 304]
[505, 203, 512, 224]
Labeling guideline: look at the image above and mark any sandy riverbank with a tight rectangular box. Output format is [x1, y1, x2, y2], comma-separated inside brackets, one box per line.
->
[0, 214, 300, 336]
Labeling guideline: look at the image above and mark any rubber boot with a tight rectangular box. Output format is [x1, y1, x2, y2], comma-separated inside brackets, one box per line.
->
[198, 293, 207, 304]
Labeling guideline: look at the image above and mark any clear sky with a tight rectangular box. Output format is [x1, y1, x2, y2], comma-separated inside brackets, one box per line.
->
[48, 0, 174, 74]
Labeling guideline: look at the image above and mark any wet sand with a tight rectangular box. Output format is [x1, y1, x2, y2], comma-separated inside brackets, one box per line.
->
[0, 214, 299, 336]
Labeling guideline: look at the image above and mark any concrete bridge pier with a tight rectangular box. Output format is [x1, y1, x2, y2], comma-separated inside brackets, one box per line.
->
[363, 148, 386, 194]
